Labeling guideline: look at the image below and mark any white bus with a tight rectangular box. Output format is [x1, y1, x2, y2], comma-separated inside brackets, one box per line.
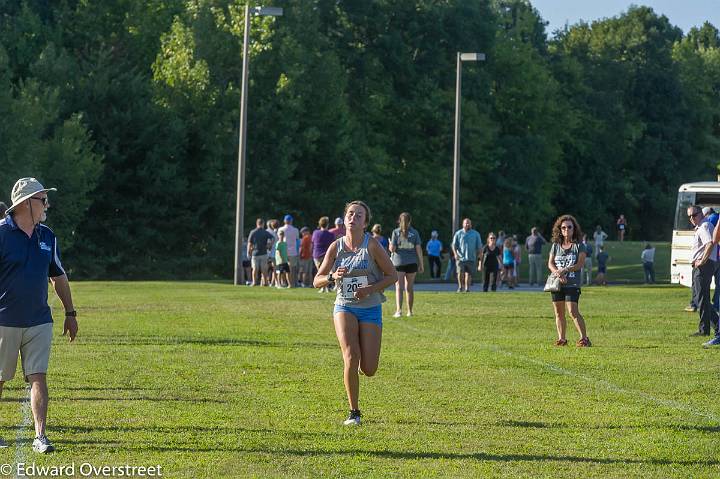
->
[671, 182, 720, 287]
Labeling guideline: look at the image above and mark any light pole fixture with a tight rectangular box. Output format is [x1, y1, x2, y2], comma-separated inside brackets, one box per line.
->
[234, 4, 283, 286]
[452, 52, 485, 236]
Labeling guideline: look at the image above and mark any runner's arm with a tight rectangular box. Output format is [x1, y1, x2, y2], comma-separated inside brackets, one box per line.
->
[313, 242, 338, 288]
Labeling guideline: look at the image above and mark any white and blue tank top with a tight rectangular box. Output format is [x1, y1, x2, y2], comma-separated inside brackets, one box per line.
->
[333, 233, 386, 308]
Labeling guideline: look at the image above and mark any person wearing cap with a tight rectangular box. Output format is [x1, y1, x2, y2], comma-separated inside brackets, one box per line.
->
[0, 178, 77, 453]
[329, 217, 346, 239]
[425, 231, 442, 279]
[278, 215, 300, 288]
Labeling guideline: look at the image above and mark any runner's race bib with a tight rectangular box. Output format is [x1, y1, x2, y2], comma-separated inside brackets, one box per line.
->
[341, 276, 369, 299]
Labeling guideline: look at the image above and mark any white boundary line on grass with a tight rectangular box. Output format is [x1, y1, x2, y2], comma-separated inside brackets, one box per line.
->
[397, 321, 720, 424]
[15, 386, 31, 478]
[13, 296, 58, 475]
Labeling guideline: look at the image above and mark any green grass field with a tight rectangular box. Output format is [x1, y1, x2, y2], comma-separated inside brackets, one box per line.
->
[417, 240, 671, 284]
[0, 281, 716, 478]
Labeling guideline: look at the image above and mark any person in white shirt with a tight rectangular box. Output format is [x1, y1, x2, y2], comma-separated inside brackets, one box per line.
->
[687, 206, 719, 342]
[278, 215, 300, 288]
[640, 243, 656, 284]
[592, 225, 608, 259]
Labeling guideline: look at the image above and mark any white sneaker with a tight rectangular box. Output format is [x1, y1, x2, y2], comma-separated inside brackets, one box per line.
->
[392, 311, 402, 318]
[343, 410, 361, 426]
[32, 435, 54, 453]
[456, 288, 463, 293]
[406, 311, 413, 317]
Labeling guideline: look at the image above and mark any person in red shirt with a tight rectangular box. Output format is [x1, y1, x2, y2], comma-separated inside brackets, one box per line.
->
[299, 227, 313, 287]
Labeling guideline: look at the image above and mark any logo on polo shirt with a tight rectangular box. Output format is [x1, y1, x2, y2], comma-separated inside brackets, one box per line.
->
[39, 241, 51, 252]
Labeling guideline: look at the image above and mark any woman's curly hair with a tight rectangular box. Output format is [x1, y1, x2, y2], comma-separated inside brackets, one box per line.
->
[551, 214, 583, 244]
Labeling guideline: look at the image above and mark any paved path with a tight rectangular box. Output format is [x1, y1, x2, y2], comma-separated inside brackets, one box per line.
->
[411, 282, 546, 293]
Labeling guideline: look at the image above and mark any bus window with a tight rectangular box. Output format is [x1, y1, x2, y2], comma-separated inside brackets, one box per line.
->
[675, 191, 695, 231]
[675, 192, 720, 231]
[695, 193, 720, 214]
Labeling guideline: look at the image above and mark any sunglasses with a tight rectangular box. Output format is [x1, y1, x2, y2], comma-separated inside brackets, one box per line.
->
[30, 196, 49, 207]
[688, 212, 700, 219]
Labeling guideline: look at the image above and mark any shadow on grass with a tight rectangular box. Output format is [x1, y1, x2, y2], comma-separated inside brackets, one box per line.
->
[116, 446, 720, 466]
[46, 424, 337, 441]
[50, 396, 227, 403]
[79, 336, 334, 349]
[499, 420, 554, 428]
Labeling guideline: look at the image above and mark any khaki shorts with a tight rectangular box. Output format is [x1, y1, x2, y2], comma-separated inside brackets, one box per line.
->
[0, 323, 53, 381]
[288, 255, 300, 269]
[299, 258, 313, 276]
[251, 254, 269, 275]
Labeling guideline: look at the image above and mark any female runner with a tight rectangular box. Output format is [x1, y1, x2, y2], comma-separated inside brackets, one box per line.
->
[314, 201, 397, 425]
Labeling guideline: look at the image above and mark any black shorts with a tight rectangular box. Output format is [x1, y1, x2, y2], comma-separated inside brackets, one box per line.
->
[396, 263, 418, 274]
[242, 260, 251, 268]
[551, 287, 581, 303]
[277, 263, 290, 273]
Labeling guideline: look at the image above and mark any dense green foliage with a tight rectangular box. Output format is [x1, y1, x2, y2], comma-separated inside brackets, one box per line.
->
[3, 282, 715, 477]
[0, 1, 717, 278]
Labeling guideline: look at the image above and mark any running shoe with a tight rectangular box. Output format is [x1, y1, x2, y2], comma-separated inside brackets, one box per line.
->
[392, 311, 402, 318]
[703, 337, 720, 348]
[554, 339, 568, 346]
[343, 410, 361, 426]
[576, 337, 592, 347]
[406, 311, 413, 317]
[32, 435, 54, 453]
[684, 305, 698, 312]
[456, 288, 463, 293]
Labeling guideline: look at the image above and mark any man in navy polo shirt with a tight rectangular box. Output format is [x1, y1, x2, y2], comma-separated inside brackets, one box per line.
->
[0, 178, 77, 453]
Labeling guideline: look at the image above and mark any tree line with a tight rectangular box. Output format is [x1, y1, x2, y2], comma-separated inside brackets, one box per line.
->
[0, 0, 718, 278]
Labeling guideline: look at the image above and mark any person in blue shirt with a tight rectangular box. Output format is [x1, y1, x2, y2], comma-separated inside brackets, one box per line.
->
[425, 231, 443, 279]
[702, 207, 720, 312]
[452, 218, 482, 292]
[0, 178, 77, 453]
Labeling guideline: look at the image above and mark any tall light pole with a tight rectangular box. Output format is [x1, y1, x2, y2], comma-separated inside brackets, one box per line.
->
[452, 52, 485, 235]
[234, 5, 283, 286]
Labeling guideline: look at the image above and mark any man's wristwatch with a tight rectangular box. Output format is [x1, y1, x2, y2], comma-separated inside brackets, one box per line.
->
[326, 273, 334, 283]
[65, 310, 77, 317]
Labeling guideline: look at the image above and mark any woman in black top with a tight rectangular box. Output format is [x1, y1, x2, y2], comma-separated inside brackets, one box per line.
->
[479, 232, 502, 292]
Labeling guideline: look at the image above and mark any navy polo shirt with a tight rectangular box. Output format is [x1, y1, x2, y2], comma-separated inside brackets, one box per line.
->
[0, 215, 65, 328]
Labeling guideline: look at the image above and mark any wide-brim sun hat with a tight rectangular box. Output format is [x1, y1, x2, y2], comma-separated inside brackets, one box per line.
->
[6, 177, 57, 214]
